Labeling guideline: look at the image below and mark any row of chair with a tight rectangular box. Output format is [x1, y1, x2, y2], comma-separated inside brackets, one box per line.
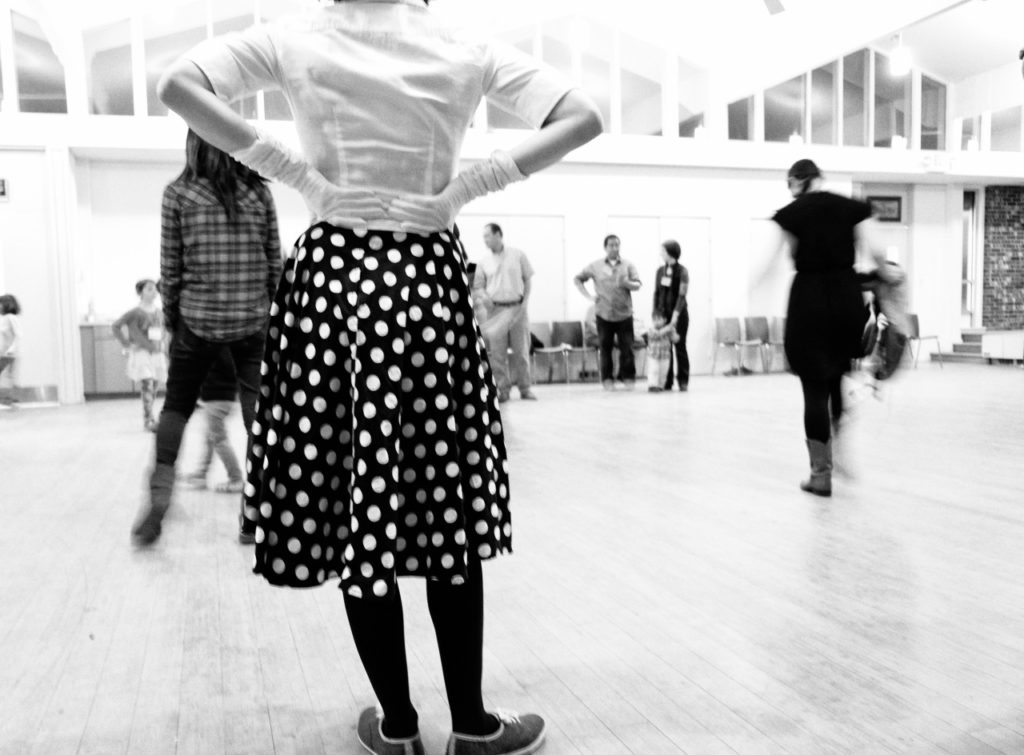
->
[529, 321, 646, 383]
[712, 314, 942, 375]
[712, 316, 785, 375]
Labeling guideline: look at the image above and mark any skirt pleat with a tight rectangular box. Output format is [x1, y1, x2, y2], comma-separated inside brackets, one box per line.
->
[243, 223, 512, 599]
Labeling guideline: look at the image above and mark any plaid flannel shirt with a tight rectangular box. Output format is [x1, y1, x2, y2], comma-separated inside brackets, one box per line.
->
[160, 176, 282, 342]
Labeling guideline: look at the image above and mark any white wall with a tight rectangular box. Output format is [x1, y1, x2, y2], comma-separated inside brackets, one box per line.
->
[951, 61, 1022, 121]
[0, 149, 63, 392]
[3, 143, 972, 401]
[75, 159, 311, 322]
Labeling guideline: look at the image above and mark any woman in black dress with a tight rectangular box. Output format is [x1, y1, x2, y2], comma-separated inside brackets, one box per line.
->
[771, 159, 891, 497]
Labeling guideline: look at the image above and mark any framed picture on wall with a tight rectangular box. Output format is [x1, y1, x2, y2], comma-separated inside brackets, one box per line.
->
[867, 196, 901, 223]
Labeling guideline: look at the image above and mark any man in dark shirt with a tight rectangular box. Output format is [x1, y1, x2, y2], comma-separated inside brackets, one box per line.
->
[652, 239, 690, 391]
[574, 234, 642, 389]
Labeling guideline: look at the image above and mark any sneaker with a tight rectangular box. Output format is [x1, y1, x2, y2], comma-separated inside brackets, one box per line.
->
[497, 391, 510, 403]
[518, 389, 538, 401]
[144, 418, 159, 432]
[447, 711, 546, 755]
[238, 529, 256, 545]
[357, 707, 425, 755]
[602, 380, 615, 391]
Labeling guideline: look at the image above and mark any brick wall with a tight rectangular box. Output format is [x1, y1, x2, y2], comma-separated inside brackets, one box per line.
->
[983, 186, 1024, 329]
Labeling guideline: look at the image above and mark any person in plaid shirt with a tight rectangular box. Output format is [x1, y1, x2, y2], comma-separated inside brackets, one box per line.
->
[131, 129, 281, 547]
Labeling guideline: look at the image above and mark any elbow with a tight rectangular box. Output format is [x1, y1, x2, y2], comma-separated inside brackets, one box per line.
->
[570, 98, 604, 145]
[156, 68, 181, 111]
[156, 60, 196, 112]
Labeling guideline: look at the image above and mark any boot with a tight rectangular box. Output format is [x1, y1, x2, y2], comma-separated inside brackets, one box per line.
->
[132, 463, 176, 545]
[799, 439, 832, 497]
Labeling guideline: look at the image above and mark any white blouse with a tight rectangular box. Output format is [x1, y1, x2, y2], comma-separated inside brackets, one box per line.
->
[187, 0, 577, 197]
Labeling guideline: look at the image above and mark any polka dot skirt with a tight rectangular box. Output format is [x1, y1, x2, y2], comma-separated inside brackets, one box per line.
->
[243, 223, 512, 599]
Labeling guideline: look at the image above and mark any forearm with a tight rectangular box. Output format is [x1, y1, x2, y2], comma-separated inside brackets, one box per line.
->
[574, 279, 593, 300]
[506, 90, 603, 176]
[522, 278, 532, 302]
[158, 61, 256, 154]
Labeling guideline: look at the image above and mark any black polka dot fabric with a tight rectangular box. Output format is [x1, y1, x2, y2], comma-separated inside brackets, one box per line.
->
[242, 223, 512, 599]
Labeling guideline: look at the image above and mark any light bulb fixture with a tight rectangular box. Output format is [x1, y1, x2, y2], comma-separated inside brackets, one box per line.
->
[788, 132, 804, 145]
[890, 33, 912, 77]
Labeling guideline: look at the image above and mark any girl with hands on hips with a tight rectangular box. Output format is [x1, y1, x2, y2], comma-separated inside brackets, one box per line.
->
[155, 3, 602, 755]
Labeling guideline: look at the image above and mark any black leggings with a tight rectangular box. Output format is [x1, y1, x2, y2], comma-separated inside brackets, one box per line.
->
[799, 375, 844, 442]
[343, 557, 490, 738]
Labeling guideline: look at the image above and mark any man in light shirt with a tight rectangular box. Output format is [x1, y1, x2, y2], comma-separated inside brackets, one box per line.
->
[473, 223, 537, 402]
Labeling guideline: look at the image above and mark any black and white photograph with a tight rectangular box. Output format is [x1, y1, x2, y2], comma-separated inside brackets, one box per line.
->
[2, 1, 1023, 753]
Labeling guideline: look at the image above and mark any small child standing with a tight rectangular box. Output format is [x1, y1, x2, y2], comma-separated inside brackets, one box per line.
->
[0, 294, 21, 406]
[646, 313, 678, 392]
[112, 279, 167, 431]
[182, 348, 243, 492]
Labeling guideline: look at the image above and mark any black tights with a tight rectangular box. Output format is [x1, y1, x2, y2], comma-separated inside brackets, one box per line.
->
[343, 557, 491, 738]
[799, 375, 844, 443]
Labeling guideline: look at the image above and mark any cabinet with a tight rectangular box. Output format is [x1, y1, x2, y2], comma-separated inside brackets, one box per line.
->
[80, 324, 135, 396]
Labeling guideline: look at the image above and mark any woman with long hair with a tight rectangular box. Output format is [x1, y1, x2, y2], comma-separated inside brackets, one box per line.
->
[155, 1, 602, 753]
[769, 159, 892, 497]
[131, 129, 281, 546]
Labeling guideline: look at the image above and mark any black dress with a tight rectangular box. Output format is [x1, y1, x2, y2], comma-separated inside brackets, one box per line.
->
[773, 191, 871, 380]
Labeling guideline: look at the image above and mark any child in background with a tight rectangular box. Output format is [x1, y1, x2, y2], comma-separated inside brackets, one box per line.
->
[0, 294, 21, 406]
[182, 348, 243, 493]
[646, 312, 678, 392]
[112, 279, 167, 431]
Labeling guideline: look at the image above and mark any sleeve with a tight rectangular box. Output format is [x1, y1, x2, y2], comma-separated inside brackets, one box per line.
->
[111, 310, 131, 345]
[519, 251, 534, 280]
[674, 267, 689, 315]
[482, 41, 578, 129]
[184, 24, 281, 103]
[261, 185, 283, 300]
[159, 187, 183, 331]
[852, 198, 873, 224]
[772, 204, 794, 233]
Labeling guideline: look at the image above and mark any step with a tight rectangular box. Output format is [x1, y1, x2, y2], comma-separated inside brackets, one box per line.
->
[953, 342, 984, 354]
[961, 329, 986, 343]
[930, 351, 991, 365]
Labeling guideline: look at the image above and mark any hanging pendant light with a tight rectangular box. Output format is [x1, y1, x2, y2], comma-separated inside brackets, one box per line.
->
[890, 33, 912, 77]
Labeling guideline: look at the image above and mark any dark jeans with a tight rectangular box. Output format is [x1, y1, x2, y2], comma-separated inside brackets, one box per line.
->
[154, 322, 263, 469]
[665, 309, 690, 389]
[596, 315, 635, 382]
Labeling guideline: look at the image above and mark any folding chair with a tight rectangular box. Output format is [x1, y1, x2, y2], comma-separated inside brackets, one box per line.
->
[742, 316, 771, 373]
[712, 317, 762, 375]
[767, 316, 787, 372]
[906, 314, 942, 369]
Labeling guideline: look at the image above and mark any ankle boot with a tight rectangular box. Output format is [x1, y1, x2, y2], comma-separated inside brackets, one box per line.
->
[132, 463, 176, 545]
[799, 439, 832, 497]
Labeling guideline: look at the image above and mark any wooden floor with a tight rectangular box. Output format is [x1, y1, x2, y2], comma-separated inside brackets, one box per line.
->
[2, 363, 1023, 755]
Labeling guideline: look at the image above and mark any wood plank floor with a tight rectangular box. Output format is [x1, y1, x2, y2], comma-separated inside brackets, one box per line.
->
[1, 363, 1023, 754]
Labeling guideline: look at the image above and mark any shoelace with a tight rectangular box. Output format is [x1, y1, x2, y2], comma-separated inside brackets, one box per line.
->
[491, 710, 521, 726]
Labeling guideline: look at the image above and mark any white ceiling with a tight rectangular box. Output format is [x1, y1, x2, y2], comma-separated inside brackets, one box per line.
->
[22, 0, 1024, 92]
[886, 0, 1024, 82]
